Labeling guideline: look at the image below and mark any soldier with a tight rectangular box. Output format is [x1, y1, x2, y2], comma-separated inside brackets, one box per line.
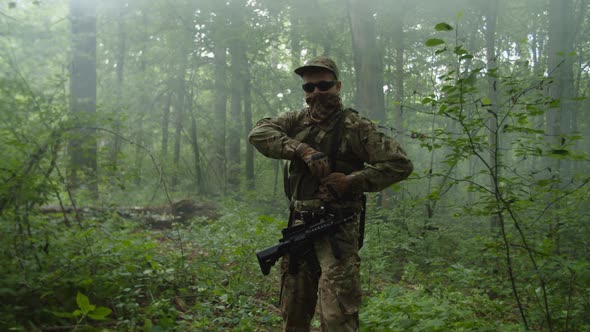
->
[248, 56, 413, 332]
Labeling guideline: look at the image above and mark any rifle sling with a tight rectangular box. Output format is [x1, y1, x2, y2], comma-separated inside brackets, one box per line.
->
[359, 194, 366, 249]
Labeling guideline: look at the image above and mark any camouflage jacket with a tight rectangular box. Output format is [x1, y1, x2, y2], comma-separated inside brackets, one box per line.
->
[248, 107, 413, 211]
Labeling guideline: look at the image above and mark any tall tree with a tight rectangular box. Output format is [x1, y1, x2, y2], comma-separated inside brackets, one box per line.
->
[485, 0, 501, 230]
[188, 84, 205, 194]
[347, 0, 385, 122]
[68, 0, 98, 197]
[108, 1, 127, 184]
[171, 57, 187, 189]
[212, 26, 228, 192]
[228, 41, 245, 189]
[391, 0, 407, 138]
[161, 92, 172, 158]
[546, 0, 576, 254]
[243, 57, 255, 189]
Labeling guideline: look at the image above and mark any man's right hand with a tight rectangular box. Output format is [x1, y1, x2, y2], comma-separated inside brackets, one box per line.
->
[295, 143, 331, 178]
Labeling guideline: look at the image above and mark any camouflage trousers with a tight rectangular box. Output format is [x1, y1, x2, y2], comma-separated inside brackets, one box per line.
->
[279, 218, 361, 332]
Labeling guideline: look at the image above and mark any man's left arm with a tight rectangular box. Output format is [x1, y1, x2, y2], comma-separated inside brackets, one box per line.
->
[347, 120, 413, 192]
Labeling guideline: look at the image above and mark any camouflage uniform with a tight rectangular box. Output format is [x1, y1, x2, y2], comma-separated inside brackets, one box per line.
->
[248, 57, 413, 332]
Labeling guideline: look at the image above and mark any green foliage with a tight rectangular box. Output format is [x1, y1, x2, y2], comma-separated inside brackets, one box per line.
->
[1, 1, 590, 331]
[425, 38, 446, 47]
[435, 22, 454, 31]
[0, 199, 286, 331]
[361, 285, 524, 332]
[51, 292, 112, 329]
[410, 21, 590, 331]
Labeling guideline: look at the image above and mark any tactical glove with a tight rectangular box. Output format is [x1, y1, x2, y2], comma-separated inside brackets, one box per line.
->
[295, 143, 331, 178]
[318, 172, 355, 201]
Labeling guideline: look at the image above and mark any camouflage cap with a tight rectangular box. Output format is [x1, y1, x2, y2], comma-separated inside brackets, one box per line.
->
[294, 56, 339, 79]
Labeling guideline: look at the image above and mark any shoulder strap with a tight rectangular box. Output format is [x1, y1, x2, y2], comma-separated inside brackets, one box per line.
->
[328, 108, 351, 170]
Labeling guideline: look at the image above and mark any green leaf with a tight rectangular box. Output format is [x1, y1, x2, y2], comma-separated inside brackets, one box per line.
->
[425, 38, 445, 47]
[481, 97, 491, 106]
[87, 306, 112, 320]
[435, 48, 447, 55]
[434, 22, 453, 31]
[550, 149, 569, 155]
[76, 292, 91, 313]
[454, 46, 468, 55]
[421, 97, 433, 105]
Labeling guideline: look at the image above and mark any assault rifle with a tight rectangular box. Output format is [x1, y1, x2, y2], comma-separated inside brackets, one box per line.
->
[256, 212, 355, 275]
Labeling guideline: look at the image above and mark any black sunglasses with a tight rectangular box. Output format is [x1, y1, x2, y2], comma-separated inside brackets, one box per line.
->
[302, 80, 337, 93]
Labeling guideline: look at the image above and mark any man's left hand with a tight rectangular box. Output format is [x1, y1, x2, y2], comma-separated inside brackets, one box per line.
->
[317, 172, 354, 201]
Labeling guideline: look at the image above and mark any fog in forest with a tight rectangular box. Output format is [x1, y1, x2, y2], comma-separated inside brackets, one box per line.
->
[1, 0, 589, 330]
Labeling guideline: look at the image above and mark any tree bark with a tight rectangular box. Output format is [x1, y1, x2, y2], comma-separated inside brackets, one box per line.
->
[68, 0, 98, 197]
[546, 0, 575, 255]
[172, 60, 187, 189]
[188, 87, 204, 194]
[134, 10, 150, 187]
[392, 1, 405, 140]
[485, 0, 501, 231]
[161, 92, 172, 158]
[213, 39, 228, 192]
[109, 2, 126, 184]
[243, 58, 255, 190]
[228, 41, 244, 189]
[347, 0, 385, 123]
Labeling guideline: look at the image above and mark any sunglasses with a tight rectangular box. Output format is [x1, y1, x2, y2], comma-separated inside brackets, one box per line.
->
[302, 80, 337, 93]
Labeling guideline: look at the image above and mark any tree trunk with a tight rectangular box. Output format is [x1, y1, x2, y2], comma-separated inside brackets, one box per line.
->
[244, 58, 255, 190]
[172, 60, 187, 190]
[546, 0, 575, 255]
[347, 0, 385, 123]
[109, 3, 126, 185]
[485, 0, 501, 231]
[392, 2, 405, 140]
[228, 41, 244, 189]
[161, 92, 172, 158]
[213, 40, 228, 192]
[188, 87, 204, 194]
[530, 0, 546, 157]
[68, 0, 98, 197]
[134, 117, 144, 187]
[134, 10, 150, 187]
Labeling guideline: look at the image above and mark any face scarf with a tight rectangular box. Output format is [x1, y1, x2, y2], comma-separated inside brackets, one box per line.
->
[305, 93, 343, 123]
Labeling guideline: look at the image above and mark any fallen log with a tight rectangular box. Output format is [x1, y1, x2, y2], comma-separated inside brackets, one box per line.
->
[38, 199, 220, 229]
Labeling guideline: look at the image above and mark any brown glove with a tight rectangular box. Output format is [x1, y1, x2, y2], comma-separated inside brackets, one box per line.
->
[317, 172, 355, 201]
[295, 143, 331, 178]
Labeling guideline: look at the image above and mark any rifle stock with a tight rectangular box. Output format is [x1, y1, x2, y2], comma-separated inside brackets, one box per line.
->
[256, 245, 281, 276]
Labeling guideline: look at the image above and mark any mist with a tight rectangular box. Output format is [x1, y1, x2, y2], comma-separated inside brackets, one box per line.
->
[1, 0, 589, 330]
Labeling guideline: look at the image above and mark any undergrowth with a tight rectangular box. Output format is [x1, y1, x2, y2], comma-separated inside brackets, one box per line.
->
[1, 196, 589, 331]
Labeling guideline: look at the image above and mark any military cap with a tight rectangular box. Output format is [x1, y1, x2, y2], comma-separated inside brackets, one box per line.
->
[294, 56, 339, 79]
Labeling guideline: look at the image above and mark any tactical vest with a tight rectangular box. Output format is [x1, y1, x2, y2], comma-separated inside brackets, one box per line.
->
[284, 108, 364, 204]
